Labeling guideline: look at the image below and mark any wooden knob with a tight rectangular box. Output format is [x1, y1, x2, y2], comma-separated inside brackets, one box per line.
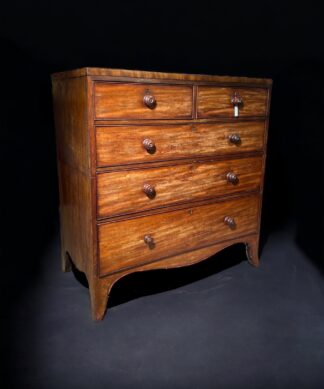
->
[143, 93, 156, 109]
[231, 92, 243, 106]
[231, 92, 243, 117]
[144, 235, 155, 249]
[228, 134, 241, 145]
[224, 216, 236, 228]
[226, 172, 239, 184]
[143, 183, 156, 199]
[143, 138, 156, 154]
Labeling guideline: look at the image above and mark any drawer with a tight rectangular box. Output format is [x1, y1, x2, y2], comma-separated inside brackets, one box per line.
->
[97, 156, 262, 218]
[96, 121, 265, 167]
[94, 83, 193, 120]
[197, 87, 268, 118]
[98, 194, 260, 275]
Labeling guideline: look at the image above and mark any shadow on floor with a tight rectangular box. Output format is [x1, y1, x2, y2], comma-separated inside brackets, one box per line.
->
[71, 243, 247, 308]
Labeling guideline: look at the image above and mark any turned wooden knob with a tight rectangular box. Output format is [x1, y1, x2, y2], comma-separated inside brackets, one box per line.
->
[231, 92, 243, 117]
[224, 216, 236, 228]
[231, 92, 243, 106]
[228, 134, 241, 145]
[144, 235, 155, 249]
[143, 138, 156, 154]
[143, 93, 157, 109]
[143, 183, 156, 199]
[226, 172, 239, 184]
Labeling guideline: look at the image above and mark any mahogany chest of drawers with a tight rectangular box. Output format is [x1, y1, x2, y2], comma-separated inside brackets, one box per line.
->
[51, 68, 272, 320]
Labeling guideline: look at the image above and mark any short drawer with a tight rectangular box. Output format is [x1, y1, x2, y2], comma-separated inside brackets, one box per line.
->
[98, 194, 260, 275]
[96, 121, 265, 167]
[97, 156, 262, 218]
[197, 86, 268, 118]
[94, 83, 193, 120]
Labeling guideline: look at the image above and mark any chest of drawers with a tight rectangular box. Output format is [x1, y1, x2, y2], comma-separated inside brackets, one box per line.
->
[51, 68, 272, 320]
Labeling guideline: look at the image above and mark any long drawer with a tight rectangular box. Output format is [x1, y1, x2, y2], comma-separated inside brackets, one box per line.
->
[96, 121, 265, 167]
[98, 194, 260, 275]
[97, 156, 262, 218]
[94, 82, 193, 120]
[197, 86, 268, 118]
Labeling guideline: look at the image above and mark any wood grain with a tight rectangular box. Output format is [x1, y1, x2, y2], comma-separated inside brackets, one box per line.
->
[94, 83, 193, 120]
[98, 194, 260, 275]
[52, 76, 95, 276]
[56, 161, 93, 274]
[52, 76, 90, 174]
[52, 67, 272, 87]
[96, 121, 265, 167]
[86, 234, 259, 320]
[52, 75, 100, 318]
[52, 66, 272, 320]
[197, 86, 268, 118]
[97, 156, 263, 218]
[133, 234, 260, 270]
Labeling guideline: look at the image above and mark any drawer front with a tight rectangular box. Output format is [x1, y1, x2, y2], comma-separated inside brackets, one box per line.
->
[94, 83, 193, 120]
[197, 87, 268, 118]
[98, 195, 260, 275]
[97, 156, 262, 218]
[96, 121, 265, 167]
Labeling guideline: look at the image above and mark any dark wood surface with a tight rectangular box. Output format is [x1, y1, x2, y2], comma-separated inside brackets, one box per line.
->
[95, 121, 266, 167]
[52, 76, 94, 275]
[51, 67, 272, 320]
[97, 157, 263, 218]
[52, 76, 91, 173]
[94, 83, 193, 120]
[52, 67, 272, 86]
[197, 86, 268, 118]
[98, 194, 260, 276]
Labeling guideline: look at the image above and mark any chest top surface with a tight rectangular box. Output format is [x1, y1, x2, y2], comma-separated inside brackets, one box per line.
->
[51, 67, 272, 86]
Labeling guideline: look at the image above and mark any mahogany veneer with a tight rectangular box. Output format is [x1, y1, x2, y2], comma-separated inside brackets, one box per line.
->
[96, 121, 266, 166]
[51, 67, 272, 320]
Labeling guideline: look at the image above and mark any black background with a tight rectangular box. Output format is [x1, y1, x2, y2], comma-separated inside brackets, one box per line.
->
[1, 0, 324, 387]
